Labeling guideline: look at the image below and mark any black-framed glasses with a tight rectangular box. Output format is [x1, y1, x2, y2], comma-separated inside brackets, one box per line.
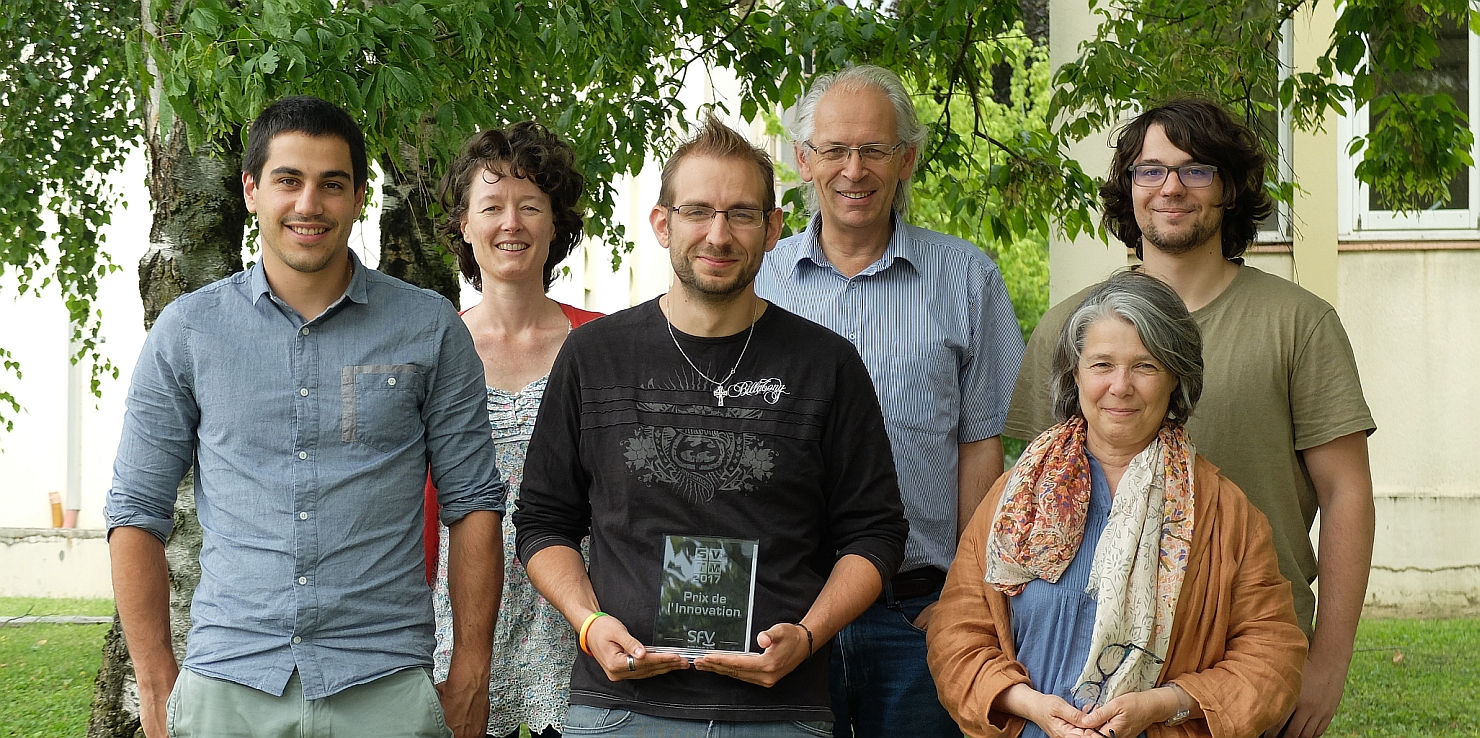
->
[1071, 641, 1166, 711]
[669, 205, 768, 229]
[1128, 163, 1219, 188]
[803, 140, 908, 164]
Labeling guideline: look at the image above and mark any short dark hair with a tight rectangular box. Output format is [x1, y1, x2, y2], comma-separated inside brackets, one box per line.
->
[659, 112, 776, 212]
[1100, 97, 1272, 260]
[1050, 270, 1204, 425]
[436, 122, 585, 292]
[243, 96, 368, 188]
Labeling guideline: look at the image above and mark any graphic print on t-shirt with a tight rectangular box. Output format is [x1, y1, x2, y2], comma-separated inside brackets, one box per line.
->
[622, 426, 776, 503]
[621, 375, 781, 503]
[723, 377, 789, 404]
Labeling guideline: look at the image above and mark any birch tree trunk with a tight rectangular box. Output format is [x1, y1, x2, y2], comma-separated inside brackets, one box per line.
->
[378, 150, 460, 307]
[86, 110, 246, 737]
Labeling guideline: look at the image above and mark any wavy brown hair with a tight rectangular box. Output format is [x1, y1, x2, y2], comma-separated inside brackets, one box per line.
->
[1100, 98, 1272, 260]
[436, 122, 585, 291]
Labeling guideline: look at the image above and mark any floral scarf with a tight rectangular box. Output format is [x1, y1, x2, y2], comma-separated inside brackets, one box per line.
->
[984, 416, 1196, 702]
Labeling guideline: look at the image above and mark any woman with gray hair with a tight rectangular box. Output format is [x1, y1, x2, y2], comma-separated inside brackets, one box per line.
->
[927, 270, 1307, 738]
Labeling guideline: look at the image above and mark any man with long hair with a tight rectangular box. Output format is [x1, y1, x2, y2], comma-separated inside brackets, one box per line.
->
[1008, 98, 1376, 738]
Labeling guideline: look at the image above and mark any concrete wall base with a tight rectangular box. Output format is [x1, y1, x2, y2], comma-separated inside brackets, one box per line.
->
[1361, 495, 1480, 618]
[0, 528, 112, 599]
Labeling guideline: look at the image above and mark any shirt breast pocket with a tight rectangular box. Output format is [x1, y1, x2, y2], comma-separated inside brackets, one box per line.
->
[885, 345, 956, 435]
[342, 364, 426, 452]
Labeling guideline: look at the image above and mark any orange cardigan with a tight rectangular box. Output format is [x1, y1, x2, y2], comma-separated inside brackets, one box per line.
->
[926, 454, 1307, 738]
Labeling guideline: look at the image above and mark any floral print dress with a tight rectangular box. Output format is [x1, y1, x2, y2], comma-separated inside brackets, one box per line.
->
[433, 377, 578, 736]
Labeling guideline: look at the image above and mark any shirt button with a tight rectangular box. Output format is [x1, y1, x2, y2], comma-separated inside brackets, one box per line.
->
[292, 636, 302, 644]
[297, 577, 307, 585]
[300, 327, 310, 336]
[299, 388, 309, 396]
[299, 512, 309, 520]
[387, 377, 397, 387]
[297, 451, 307, 460]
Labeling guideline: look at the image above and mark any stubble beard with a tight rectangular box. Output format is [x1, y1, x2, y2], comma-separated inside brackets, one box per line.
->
[1141, 215, 1221, 257]
[671, 250, 760, 304]
[267, 219, 345, 274]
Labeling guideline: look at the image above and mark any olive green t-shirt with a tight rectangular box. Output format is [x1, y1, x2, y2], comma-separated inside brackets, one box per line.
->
[1005, 264, 1376, 634]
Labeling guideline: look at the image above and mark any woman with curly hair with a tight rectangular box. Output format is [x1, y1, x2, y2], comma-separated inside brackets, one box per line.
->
[425, 121, 601, 738]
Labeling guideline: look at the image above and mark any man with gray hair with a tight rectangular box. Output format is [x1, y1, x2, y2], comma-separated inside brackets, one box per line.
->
[755, 65, 1025, 738]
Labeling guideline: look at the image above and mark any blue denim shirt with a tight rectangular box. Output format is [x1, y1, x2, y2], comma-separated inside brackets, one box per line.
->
[755, 214, 1024, 573]
[105, 252, 505, 699]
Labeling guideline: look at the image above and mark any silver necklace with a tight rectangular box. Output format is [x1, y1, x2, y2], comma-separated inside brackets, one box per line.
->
[664, 296, 760, 407]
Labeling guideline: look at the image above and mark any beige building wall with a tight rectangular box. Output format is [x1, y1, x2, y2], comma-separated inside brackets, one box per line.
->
[1251, 247, 1480, 612]
[1047, 0, 1128, 304]
[1340, 248, 1480, 612]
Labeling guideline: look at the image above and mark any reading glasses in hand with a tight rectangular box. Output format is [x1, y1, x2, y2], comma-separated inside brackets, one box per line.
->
[1128, 163, 1219, 188]
[1072, 641, 1166, 709]
[803, 140, 908, 164]
[669, 205, 768, 229]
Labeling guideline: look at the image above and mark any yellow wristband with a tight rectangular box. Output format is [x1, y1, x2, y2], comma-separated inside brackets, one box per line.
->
[578, 611, 608, 656]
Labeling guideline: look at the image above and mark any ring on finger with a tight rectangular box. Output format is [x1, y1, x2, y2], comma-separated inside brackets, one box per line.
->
[626, 654, 636, 672]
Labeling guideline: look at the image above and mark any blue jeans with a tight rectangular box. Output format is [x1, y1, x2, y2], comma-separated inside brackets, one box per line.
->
[563, 705, 832, 737]
[829, 587, 962, 738]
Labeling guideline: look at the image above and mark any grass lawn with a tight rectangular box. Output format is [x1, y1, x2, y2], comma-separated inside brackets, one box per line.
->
[0, 601, 1476, 737]
[1325, 618, 1480, 737]
[0, 597, 116, 618]
[0, 621, 112, 737]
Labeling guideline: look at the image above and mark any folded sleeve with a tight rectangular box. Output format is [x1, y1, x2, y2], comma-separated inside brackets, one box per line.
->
[104, 303, 199, 544]
[422, 301, 505, 524]
[958, 265, 1025, 443]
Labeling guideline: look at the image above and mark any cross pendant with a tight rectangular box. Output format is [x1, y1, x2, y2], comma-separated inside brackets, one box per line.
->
[713, 384, 728, 407]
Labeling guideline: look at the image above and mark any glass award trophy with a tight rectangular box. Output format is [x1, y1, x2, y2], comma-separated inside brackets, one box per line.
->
[650, 534, 759, 657]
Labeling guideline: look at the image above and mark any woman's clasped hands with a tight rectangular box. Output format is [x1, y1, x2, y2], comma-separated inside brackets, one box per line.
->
[1000, 683, 1182, 738]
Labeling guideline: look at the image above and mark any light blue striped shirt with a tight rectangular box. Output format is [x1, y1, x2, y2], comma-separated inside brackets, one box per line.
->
[755, 214, 1023, 572]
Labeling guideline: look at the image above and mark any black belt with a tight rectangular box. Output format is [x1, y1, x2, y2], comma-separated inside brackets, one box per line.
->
[882, 566, 946, 602]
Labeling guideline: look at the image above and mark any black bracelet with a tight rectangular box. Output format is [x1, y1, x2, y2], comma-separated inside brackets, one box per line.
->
[795, 622, 814, 654]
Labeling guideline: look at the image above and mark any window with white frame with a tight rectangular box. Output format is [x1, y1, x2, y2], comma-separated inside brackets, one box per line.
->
[1256, 21, 1295, 240]
[1344, 17, 1478, 233]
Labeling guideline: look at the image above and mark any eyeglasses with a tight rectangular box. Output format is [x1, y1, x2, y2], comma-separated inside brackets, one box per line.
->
[803, 140, 908, 164]
[668, 205, 769, 229]
[1071, 641, 1166, 712]
[1128, 163, 1219, 188]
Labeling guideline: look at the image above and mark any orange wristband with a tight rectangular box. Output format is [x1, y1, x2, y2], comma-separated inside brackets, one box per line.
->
[578, 611, 608, 656]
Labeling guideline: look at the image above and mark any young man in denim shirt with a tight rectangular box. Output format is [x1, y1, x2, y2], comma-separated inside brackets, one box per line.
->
[106, 96, 505, 738]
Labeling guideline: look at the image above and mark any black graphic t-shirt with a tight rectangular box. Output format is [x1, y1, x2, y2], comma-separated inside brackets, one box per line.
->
[515, 298, 907, 723]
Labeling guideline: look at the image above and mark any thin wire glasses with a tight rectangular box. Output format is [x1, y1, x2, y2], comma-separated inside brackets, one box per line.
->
[1072, 641, 1166, 710]
[803, 140, 908, 164]
[669, 205, 768, 229]
[1128, 163, 1219, 188]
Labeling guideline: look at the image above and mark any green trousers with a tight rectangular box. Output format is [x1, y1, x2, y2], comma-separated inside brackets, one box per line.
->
[166, 667, 453, 738]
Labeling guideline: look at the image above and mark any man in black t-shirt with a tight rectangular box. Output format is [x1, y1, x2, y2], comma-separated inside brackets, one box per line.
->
[514, 115, 908, 735]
